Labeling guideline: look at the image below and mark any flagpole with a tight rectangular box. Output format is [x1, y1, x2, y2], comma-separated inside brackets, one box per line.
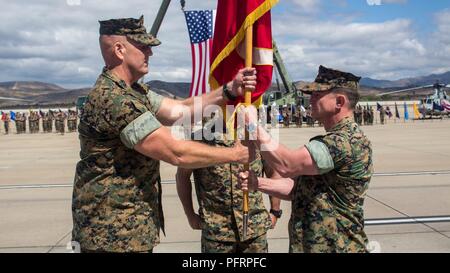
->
[243, 25, 253, 240]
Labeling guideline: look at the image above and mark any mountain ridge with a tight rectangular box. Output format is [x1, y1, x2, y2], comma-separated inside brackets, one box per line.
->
[1, 70, 449, 107]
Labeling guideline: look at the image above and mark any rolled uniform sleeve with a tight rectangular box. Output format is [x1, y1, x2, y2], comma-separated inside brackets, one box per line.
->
[119, 111, 161, 148]
[305, 140, 334, 174]
[305, 134, 350, 174]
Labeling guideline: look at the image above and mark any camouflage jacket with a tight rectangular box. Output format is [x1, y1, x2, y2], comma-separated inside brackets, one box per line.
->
[192, 136, 272, 242]
[72, 68, 165, 252]
[289, 117, 373, 253]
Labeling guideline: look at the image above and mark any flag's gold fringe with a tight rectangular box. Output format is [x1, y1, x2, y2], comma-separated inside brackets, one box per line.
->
[221, 97, 263, 141]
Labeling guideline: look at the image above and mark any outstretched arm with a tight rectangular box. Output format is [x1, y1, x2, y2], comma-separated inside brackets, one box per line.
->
[134, 126, 249, 169]
[239, 170, 295, 201]
[155, 68, 257, 126]
[246, 106, 319, 178]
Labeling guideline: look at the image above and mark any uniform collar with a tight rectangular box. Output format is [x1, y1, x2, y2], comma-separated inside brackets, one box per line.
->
[101, 67, 128, 89]
[326, 116, 353, 132]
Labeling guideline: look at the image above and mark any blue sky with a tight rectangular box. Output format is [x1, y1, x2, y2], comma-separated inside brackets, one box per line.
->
[0, 0, 449, 88]
[348, 0, 449, 33]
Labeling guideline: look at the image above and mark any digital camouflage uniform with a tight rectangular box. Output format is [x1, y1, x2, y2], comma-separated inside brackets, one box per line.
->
[16, 113, 25, 134]
[294, 65, 373, 253]
[72, 67, 165, 253]
[31, 111, 40, 133]
[43, 113, 52, 133]
[28, 112, 36, 134]
[72, 16, 163, 253]
[290, 117, 372, 253]
[68, 111, 78, 132]
[48, 112, 53, 132]
[192, 134, 272, 253]
[57, 111, 67, 135]
[15, 113, 21, 134]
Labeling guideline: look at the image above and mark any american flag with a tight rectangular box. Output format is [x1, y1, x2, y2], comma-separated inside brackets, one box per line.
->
[184, 10, 215, 97]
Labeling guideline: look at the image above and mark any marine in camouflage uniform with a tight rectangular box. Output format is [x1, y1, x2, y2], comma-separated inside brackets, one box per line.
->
[290, 115, 372, 253]
[43, 112, 52, 133]
[67, 110, 78, 132]
[16, 113, 25, 134]
[239, 65, 373, 253]
[294, 105, 303, 128]
[29, 111, 39, 133]
[197, 139, 271, 253]
[292, 66, 372, 252]
[177, 125, 279, 253]
[48, 112, 54, 132]
[3, 113, 10, 134]
[306, 106, 314, 127]
[72, 17, 166, 253]
[15, 113, 22, 134]
[282, 106, 290, 128]
[59, 111, 67, 134]
[72, 16, 255, 253]
[354, 105, 362, 125]
[72, 71, 165, 253]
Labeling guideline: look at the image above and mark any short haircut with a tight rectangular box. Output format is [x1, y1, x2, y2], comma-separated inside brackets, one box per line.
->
[333, 88, 360, 110]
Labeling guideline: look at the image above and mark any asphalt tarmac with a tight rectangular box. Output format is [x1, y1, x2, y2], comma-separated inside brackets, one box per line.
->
[1, 119, 449, 253]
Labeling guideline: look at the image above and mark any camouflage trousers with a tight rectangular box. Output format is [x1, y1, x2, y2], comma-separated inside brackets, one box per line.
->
[68, 120, 77, 132]
[201, 233, 268, 253]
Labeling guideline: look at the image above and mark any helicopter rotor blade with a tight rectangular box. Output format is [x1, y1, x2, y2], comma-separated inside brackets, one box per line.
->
[376, 85, 434, 97]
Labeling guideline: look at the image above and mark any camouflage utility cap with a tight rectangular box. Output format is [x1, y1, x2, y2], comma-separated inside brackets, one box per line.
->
[301, 65, 361, 94]
[99, 15, 161, 47]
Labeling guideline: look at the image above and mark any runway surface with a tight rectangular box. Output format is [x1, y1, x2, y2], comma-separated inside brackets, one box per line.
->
[1, 120, 450, 253]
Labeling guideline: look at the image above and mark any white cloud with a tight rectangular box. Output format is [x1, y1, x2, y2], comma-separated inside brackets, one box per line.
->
[0, 0, 219, 87]
[367, 0, 407, 6]
[272, 5, 450, 81]
[367, 0, 382, 5]
[291, 0, 321, 12]
[0, 0, 448, 88]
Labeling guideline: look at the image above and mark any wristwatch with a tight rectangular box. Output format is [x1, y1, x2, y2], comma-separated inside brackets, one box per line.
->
[270, 209, 283, 218]
[223, 83, 237, 101]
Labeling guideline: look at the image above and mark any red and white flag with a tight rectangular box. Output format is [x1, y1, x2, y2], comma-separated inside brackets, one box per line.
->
[210, 0, 279, 106]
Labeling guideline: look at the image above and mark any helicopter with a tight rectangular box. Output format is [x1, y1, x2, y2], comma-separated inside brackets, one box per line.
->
[377, 81, 450, 118]
[262, 40, 307, 108]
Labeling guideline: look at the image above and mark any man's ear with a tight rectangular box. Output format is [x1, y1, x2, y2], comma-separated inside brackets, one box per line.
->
[335, 94, 346, 109]
[114, 42, 126, 60]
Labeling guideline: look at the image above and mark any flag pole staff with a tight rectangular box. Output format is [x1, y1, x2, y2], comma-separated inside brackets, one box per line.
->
[243, 25, 253, 240]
